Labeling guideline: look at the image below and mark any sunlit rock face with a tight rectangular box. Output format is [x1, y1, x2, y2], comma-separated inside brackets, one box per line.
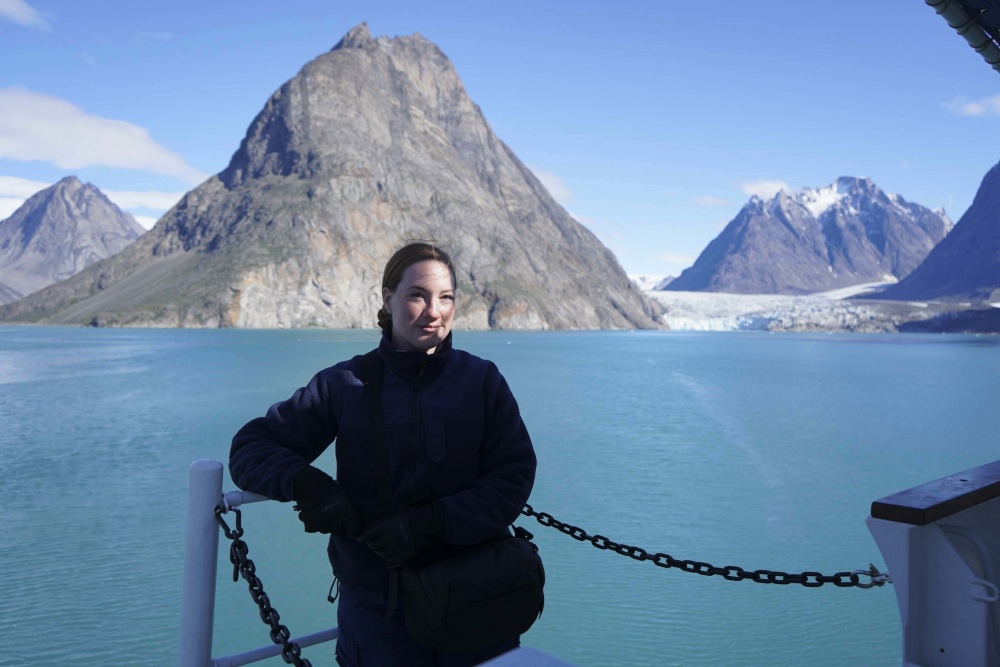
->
[0, 24, 661, 330]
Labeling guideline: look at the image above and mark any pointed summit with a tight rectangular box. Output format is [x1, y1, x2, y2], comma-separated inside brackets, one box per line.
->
[1, 27, 661, 329]
[0, 176, 144, 305]
[333, 22, 372, 50]
[53, 175, 83, 191]
[667, 177, 950, 295]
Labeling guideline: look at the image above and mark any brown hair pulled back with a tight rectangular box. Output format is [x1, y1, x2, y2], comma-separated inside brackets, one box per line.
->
[377, 241, 457, 332]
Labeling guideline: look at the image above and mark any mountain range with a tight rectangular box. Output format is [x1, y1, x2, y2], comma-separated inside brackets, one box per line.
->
[666, 177, 952, 295]
[0, 176, 145, 305]
[0, 24, 661, 330]
[2, 25, 998, 326]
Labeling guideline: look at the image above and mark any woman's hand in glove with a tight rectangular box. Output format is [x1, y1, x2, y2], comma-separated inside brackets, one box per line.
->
[291, 466, 361, 537]
[296, 494, 361, 536]
[357, 505, 444, 567]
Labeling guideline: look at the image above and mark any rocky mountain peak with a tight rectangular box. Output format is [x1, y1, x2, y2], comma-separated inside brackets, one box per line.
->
[219, 25, 468, 192]
[837, 177, 891, 208]
[667, 176, 951, 295]
[0, 176, 144, 305]
[1, 26, 661, 330]
[334, 22, 373, 49]
[52, 174, 83, 191]
[836, 175, 873, 193]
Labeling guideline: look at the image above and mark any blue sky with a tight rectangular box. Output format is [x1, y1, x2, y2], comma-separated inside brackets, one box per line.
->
[2, 0, 999, 276]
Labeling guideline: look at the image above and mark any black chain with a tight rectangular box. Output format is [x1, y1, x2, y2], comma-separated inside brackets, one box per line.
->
[215, 506, 312, 666]
[520, 504, 890, 589]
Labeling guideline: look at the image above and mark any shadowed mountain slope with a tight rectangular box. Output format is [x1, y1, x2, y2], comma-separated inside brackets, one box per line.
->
[876, 160, 1000, 304]
[667, 177, 951, 295]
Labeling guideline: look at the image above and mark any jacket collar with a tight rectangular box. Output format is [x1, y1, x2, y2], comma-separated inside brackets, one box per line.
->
[378, 329, 453, 382]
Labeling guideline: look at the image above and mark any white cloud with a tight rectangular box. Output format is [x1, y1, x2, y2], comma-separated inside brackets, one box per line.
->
[530, 167, 574, 206]
[944, 94, 1000, 117]
[0, 175, 49, 198]
[0, 175, 49, 219]
[0, 197, 24, 219]
[132, 215, 159, 230]
[0, 87, 208, 185]
[104, 188, 185, 211]
[693, 195, 729, 208]
[0, 176, 183, 226]
[741, 179, 790, 199]
[0, 0, 48, 29]
[105, 189, 184, 230]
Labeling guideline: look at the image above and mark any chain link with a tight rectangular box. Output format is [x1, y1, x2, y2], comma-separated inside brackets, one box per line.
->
[521, 504, 890, 589]
[215, 507, 312, 666]
[214, 499, 884, 665]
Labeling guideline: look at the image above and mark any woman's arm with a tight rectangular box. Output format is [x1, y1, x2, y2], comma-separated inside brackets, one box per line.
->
[229, 369, 341, 502]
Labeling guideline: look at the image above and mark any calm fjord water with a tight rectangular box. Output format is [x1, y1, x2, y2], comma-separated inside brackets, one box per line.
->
[2, 326, 998, 667]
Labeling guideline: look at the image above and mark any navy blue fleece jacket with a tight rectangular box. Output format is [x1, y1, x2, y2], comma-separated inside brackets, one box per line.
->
[229, 332, 536, 589]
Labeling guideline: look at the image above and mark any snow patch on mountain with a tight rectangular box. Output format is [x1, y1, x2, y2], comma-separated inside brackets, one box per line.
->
[813, 278, 898, 300]
[800, 184, 845, 218]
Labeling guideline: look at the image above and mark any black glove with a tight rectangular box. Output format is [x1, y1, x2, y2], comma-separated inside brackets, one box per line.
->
[291, 466, 361, 537]
[357, 504, 444, 567]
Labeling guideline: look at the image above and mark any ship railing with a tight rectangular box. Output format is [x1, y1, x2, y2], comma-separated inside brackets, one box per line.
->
[182, 457, 1000, 666]
[179, 459, 567, 667]
[868, 459, 1000, 667]
[178, 459, 339, 667]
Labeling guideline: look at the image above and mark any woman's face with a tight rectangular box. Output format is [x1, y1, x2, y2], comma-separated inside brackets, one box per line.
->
[383, 259, 455, 354]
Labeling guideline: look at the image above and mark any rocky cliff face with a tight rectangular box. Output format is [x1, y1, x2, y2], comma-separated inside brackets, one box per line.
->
[666, 177, 951, 295]
[0, 176, 145, 305]
[0, 24, 661, 329]
[876, 160, 1000, 304]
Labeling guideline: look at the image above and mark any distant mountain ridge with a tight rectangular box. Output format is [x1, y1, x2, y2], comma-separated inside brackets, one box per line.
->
[667, 177, 952, 295]
[0, 176, 144, 305]
[0, 24, 662, 329]
[875, 160, 1000, 304]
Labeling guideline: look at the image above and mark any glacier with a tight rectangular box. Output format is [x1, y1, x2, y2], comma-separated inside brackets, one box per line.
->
[644, 288, 957, 333]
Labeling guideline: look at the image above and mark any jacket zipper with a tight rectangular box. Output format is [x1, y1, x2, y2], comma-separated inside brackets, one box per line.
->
[401, 358, 427, 501]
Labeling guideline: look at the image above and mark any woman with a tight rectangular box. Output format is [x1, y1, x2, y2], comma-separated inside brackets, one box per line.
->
[229, 241, 537, 666]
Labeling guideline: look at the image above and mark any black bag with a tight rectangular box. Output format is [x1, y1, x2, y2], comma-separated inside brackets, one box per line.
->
[400, 527, 545, 653]
[359, 349, 545, 653]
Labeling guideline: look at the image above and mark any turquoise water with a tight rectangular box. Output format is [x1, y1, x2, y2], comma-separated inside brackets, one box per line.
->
[2, 326, 999, 667]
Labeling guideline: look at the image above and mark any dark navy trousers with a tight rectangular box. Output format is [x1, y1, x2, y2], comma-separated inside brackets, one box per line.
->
[335, 583, 519, 666]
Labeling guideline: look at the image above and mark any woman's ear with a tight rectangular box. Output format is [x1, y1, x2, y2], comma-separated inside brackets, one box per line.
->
[382, 286, 392, 311]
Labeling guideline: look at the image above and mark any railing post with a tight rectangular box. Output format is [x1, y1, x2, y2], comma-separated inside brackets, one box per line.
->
[179, 459, 224, 667]
[867, 460, 1000, 667]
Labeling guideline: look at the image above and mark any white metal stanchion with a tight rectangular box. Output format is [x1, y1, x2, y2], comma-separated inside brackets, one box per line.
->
[179, 459, 224, 667]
